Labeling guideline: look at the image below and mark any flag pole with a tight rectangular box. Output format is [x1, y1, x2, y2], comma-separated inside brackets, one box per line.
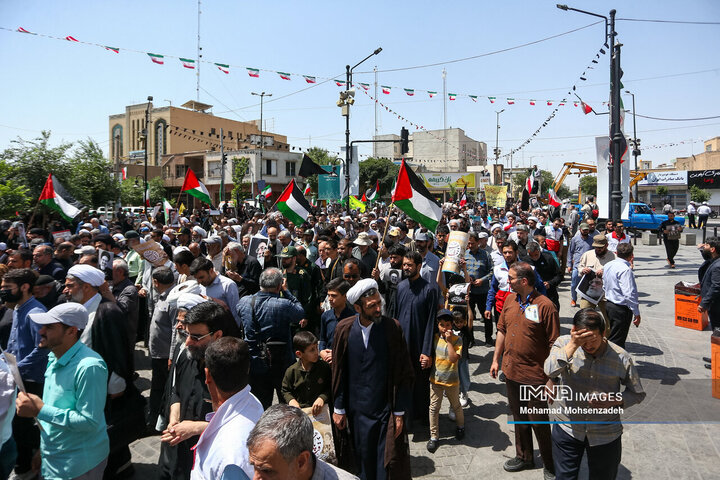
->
[374, 202, 394, 270]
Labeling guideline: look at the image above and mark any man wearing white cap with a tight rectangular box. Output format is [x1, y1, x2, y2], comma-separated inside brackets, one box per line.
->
[17, 303, 109, 480]
[331, 279, 414, 480]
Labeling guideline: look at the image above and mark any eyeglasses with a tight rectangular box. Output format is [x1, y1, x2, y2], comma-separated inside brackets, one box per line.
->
[176, 329, 214, 342]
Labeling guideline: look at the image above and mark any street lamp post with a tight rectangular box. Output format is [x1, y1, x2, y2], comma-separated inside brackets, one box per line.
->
[343, 48, 382, 213]
[557, 5, 622, 221]
[142, 96, 153, 217]
[251, 92, 272, 189]
[494, 109, 505, 184]
[625, 90, 641, 202]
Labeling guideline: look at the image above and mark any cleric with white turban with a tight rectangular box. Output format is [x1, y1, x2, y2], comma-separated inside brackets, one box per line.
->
[346, 278, 379, 305]
[67, 264, 105, 287]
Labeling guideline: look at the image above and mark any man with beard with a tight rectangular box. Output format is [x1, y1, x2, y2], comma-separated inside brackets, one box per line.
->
[64, 264, 136, 478]
[352, 232, 378, 274]
[160, 302, 233, 480]
[578, 235, 616, 332]
[332, 279, 414, 480]
[2, 268, 47, 477]
[523, 242, 563, 312]
[415, 232, 440, 291]
[395, 251, 439, 426]
[567, 223, 594, 308]
[222, 242, 261, 299]
[465, 232, 493, 345]
[147, 267, 176, 430]
[295, 245, 323, 312]
[699, 237, 720, 369]
[279, 246, 312, 329]
[190, 257, 241, 326]
[509, 224, 531, 258]
[372, 244, 406, 319]
[32, 274, 61, 310]
[111, 258, 140, 346]
[319, 237, 344, 285]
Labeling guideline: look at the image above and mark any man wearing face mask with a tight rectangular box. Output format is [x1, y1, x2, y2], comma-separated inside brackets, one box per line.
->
[2, 268, 47, 477]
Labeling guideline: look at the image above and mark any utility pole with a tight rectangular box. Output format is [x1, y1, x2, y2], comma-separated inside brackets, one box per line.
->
[196, 0, 201, 102]
[220, 128, 225, 204]
[374, 66, 378, 158]
[609, 9, 623, 221]
[143, 96, 152, 217]
[442, 68, 447, 166]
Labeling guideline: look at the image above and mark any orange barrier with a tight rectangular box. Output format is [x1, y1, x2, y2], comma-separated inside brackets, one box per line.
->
[674, 282, 708, 331]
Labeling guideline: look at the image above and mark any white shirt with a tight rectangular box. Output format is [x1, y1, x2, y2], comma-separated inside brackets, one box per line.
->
[359, 322, 373, 348]
[603, 258, 639, 316]
[698, 205, 712, 215]
[191, 385, 264, 480]
[687, 204, 697, 214]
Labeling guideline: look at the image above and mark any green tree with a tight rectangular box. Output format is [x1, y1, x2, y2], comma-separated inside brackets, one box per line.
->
[0, 160, 29, 218]
[67, 139, 120, 208]
[120, 177, 166, 206]
[579, 175, 597, 197]
[231, 156, 251, 205]
[512, 169, 555, 198]
[655, 185, 668, 199]
[358, 157, 399, 201]
[690, 185, 710, 203]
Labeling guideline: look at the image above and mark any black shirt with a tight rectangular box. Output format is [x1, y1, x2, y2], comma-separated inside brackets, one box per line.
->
[659, 219, 682, 241]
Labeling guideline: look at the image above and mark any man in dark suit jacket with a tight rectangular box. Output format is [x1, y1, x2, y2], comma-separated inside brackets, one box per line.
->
[699, 237, 720, 369]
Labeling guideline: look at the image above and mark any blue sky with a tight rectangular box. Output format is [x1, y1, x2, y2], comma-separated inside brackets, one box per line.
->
[1, 0, 718, 188]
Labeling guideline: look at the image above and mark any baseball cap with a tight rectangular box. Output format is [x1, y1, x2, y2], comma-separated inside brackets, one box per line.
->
[579, 223, 590, 231]
[206, 235, 222, 245]
[74, 245, 96, 256]
[477, 232, 489, 239]
[592, 234, 608, 247]
[178, 227, 192, 236]
[29, 303, 89, 330]
[278, 246, 298, 258]
[437, 309, 453, 320]
[415, 232, 430, 242]
[124, 230, 140, 240]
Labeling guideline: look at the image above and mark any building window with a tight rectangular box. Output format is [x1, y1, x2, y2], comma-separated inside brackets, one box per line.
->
[285, 161, 296, 177]
[265, 159, 277, 176]
[707, 144, 712, 152]
[175, 164, 187, 178]
[111, 124, 123, 160]
[208, 161, 222, 178]
[154, 120, 167, 165]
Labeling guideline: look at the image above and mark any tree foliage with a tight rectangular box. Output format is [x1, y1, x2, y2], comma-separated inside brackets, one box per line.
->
[655, 185, 668, 197]
[358, 157, 399, 200]
[231, 156, 251, 205]
[579, 175, 597, 197]
[67, 139, 119, 208]
[512, 168, 568, 199]
[0, 160, 29, 218]
[119, 177, 166, 206]
[690, 185, 710, 203]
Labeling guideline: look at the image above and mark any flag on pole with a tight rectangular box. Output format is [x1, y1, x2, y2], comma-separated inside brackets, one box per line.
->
[303, 184, 312, 195]
[448, 93, 457, 100]
[275, 180, 313, 225]
[144, 184, 150, 207]
[39, 174, 85, 222]
[303, 75, 316, 83]
[105, 46, 119, 53]
[488, 97, 496, 103]
[247, 68, 260, 77]
[180, 58, 196, 69]
[367, 179, 379, 202]
[181, 169, 212, 205]
[382, 86, 391, 94]
[348, 195, 366, 213]
[147, 53, 164, 64]
[392, 160, 442, 231]
[163, 198, 173, 224]
[404, 88, 414, 96]
[428, 91, 437, 98]
[261, 184, 272, 199]
[178, 203, 186, 216]
[459, 184, 468, 207]
[581, 101, 593, 115]
[526, 173, 535, 193]
[65, 35, 79, 42]
[278, 72, 291, 80]
[215, 63, 230, 74]
[548, 189, 562, 208]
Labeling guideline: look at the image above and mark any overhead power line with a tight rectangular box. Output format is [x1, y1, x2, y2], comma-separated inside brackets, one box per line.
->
[617, 18, 720, 25]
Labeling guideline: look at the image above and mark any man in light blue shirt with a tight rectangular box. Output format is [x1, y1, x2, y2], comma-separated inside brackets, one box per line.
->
[602, 243, 641, 348]
[16, 303, 109, 480]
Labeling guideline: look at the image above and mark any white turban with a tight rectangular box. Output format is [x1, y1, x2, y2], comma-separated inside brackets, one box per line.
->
[67, 265, 105, 287]
[177, 293, 207, 311]
[346, 278, 379, 305]
[173, 246, 191, 256]
[192, 226, 207, 238]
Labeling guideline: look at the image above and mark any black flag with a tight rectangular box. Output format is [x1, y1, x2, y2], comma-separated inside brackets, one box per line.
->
[299, 154, 329, 177]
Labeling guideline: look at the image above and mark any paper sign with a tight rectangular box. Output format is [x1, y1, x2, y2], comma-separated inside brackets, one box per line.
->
[52, 230, 72, 241]
[301, 404, 337, 465]
[131, 239, 168, 267]
[1, 351, 25, 393]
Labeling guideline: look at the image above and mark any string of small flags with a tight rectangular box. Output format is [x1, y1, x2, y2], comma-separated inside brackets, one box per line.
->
[4, 25, 610, 107]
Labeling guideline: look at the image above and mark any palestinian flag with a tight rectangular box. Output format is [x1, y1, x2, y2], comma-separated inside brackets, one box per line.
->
[507, 98, 515, 105]
[65, 35, 79, 42]
[488, 97, 496, 103]
[359, 83, 370, 90]
[469, 95, 478, 102]
[163, 198, 173, 224]
[530, 99, 536, 106]
[181, 168, 212, 205]
[404, 88, 414, 96]
[367, 179, 379, 202]
[180, 58, 196, 69]
[105, 46, 119, 53]
[147, 53, 164, 64]
[303, 184, 311, 195]
[303, 75, 316, 83]
[39, 174, 85, 222]
[247, 68, 260, 77]
[275, 180, 313, 225]
[428, 91, 437, 98]
[335, 80, 346, 87]
[216, 63, 230, 74]
[261, 184, 272, 199]
[448, 93, 457, 100]
[278, 72, 291, 80]
[382, 86, 391, 94]
[392, 160, 442, 231]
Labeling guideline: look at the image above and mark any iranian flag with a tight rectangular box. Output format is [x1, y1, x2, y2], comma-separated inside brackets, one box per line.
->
[181, 168, 212, 205]
[547, 100, 553, 106]
[428, 91, 437, 98]
[392, 160, 442, 231]
[359, 83, 370, 90]
[526, 174, 535, 193]
[39, 174, 85, 222]
[180, 58, 195, 69]
[448, 93, 457, 100]
[303, 75, 316, 83]
[18, 27, 34, 34]
[559, 101, 566, 106]
[404, 88, 414, 96]
[261, 184, 272, 199]
[507, 98, 515, 105]
[247, 68, 260, 77]
[382, 86, 391, 94]
[469, 95, 478, 102]
[275, 180, 313, 225]
[216, 63, 230, 74]
[488, 97, 496, 103]
[335, 80, 346, 87]
[278, 72, 291, 80]
[548, 189, 562, 208]
[121, 167, 127, 180]
[530, 99, 536, 105]
[459, 184, 468, 207]
[105, 46, 119, 53]
[581, 101, 593, 114]
[303, 184, 312, 195]
[65, 35, 79, 42]
[147, 53, 164, 64]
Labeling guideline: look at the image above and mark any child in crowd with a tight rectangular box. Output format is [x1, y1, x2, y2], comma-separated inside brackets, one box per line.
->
[451, 306, 474, 413]
[281, 331, 331, 416]
[427, 309, 465, 453]
[318, 278, 353, 364]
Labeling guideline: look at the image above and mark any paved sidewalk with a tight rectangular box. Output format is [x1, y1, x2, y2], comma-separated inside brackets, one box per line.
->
[129, 241, 720, 479]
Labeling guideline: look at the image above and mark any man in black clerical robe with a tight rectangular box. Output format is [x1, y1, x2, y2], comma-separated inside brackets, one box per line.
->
[332, 279, 414, 480]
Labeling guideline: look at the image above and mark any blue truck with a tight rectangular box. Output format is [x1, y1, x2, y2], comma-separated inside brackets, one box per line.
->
[620, 202, 685, 232]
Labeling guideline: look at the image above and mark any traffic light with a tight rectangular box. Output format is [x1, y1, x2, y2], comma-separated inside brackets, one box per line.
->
[400, 127, 409, 154]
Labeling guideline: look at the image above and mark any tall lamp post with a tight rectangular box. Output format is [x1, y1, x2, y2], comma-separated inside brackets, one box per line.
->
[251, 92, 272, 187]
[625, 90, 641, 202]
[557, 4, 622, 221]
[142, 96, 153, 217]
[341, 47, 382, 212]
[493, 109, 505, 184]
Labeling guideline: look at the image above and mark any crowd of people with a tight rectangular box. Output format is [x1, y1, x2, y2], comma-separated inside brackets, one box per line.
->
[0, 194, 713, 480]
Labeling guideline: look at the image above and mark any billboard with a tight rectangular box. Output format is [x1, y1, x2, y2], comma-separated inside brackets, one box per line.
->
[638, 171, 687, 186]
[688, 169, 720, 189]
[420, 172, 476, 190]
[318, 165, 340, 200]
[484, 185, 508, 208]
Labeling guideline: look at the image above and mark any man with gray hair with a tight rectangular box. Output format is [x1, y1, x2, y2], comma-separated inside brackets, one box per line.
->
[248, 404, 358, 480]
[236, 268, 306, 408]
[522, 242, 563, 312]
[223, 241, 262, 298]
[111, 258, 140, 345]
